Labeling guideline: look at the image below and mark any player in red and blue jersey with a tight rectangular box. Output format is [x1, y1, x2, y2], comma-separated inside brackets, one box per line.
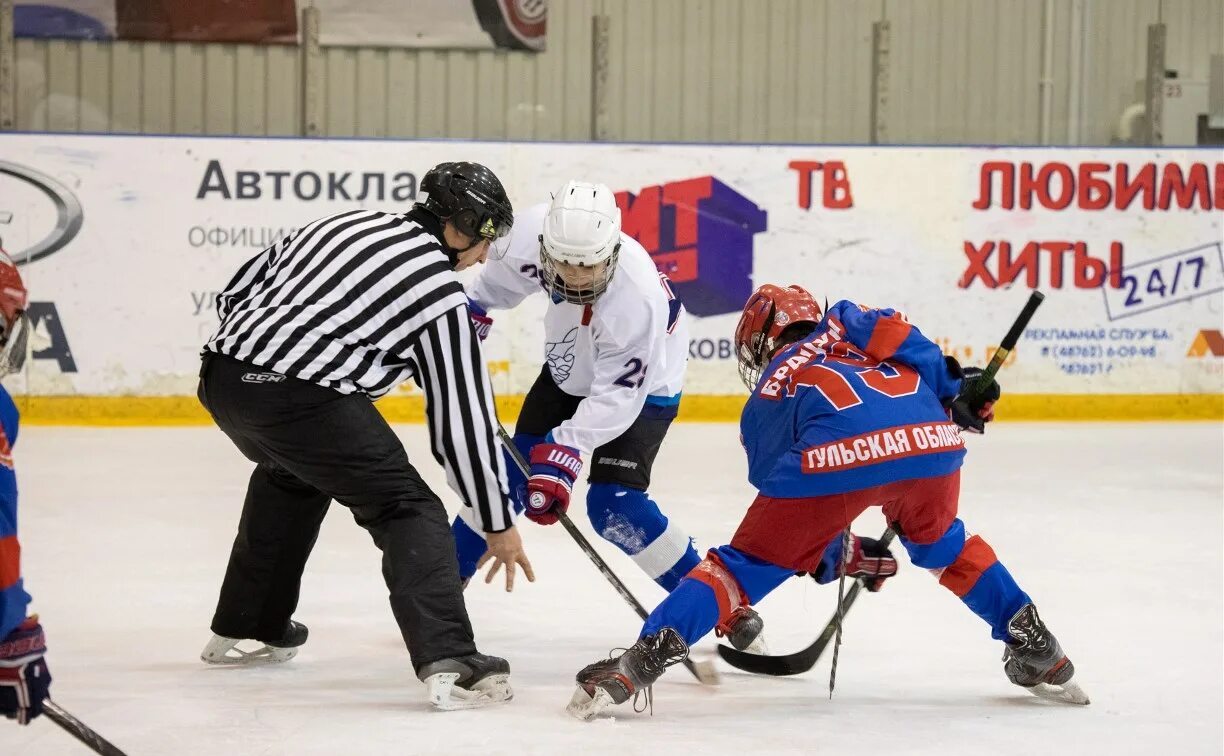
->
[0, 252, 51, 725]
[568, 283, 1087, 719]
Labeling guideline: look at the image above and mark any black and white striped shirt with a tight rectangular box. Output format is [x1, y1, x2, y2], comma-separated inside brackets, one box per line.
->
[205, 208, 513, 532]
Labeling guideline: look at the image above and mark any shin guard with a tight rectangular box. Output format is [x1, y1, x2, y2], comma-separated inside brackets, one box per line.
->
[902, 518, 1031, 641]
[587, 483, 699, 591]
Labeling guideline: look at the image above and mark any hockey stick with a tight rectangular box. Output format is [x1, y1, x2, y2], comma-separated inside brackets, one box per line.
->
[495, 425, 719, 685]
[972, 290, 1045, 397]
[716, 292, 1046, 676]
[44, 700, 129, 756]
[716, 528, 895, 676]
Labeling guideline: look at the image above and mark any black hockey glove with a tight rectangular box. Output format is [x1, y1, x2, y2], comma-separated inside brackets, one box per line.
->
[947, 360, 1001, 434]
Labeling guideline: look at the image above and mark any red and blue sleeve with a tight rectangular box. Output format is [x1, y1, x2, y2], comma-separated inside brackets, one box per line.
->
[828, 300, 963, 403]
[0, 385, 28, 641]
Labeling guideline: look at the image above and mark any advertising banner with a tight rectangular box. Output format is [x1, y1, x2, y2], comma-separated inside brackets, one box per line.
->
[0, 134, 1220, 421]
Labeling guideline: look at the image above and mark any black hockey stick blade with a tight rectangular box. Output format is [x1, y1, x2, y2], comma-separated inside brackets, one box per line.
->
[716, 528, 895, 676]
[44, 700, 129, 756]
[496, 426, 718, 685]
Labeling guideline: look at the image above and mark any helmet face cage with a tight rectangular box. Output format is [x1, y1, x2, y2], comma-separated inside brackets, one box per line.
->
[0, 312, 29, 377]
[736, 333, 773, 391]
[735, 299, 775, 391]
[734, 284, 822, 391]
[538, 237, 620, 305]
[0, 251, 27, 377]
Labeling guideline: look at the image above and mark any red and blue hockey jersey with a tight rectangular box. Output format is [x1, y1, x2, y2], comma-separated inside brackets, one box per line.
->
[0, 384, 26, 640]
[741, 300, 966, 498]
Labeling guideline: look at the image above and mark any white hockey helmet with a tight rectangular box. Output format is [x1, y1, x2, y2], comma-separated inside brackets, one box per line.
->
[539, 180, 622, 304]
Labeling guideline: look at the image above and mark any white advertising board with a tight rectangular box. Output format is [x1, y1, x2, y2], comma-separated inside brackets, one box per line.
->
[0, 134, 1220, 416]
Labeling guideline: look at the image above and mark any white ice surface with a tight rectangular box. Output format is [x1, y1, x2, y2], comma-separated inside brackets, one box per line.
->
[3, 422, 1222, 755]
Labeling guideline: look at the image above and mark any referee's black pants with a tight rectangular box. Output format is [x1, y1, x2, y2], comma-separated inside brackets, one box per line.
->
[197, 353, 477, 671]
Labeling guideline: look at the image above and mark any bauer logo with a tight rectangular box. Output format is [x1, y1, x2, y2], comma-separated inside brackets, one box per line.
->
[0, 162, 84, 265]
[615, 177, 768, 318]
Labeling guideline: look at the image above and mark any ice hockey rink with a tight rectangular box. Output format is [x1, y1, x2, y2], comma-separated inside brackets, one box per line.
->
[4, 420, 1221, 756]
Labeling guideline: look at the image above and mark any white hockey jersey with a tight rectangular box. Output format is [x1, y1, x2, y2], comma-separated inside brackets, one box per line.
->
[468, 202, 689, 454]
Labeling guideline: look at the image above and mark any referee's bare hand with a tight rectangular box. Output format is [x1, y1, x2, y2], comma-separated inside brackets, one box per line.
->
[478, 526, 536, 592]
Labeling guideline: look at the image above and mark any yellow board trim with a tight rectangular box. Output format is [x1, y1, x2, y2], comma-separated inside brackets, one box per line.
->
[673, 394, 1224, 421]
[11, 393, 1223, 426]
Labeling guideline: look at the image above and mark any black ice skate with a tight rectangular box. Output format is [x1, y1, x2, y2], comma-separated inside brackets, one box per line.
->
[721, 606, 769, 655]
[567, 628, 690, 721]
[200, 620, 308, 666]
[1002, 604, 1089, 705]
[417, 652, 513, 711]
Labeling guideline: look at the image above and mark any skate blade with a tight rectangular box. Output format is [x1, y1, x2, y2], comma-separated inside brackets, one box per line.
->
[471, 672, 513, 703]
[200, 637, 299, 666]
[566, 685, 616, 721]
[741, 634, 769, 656]
[424, 672, 513, 711]
[690, 658, 720, 686]
[1028, 679, 1090, 705]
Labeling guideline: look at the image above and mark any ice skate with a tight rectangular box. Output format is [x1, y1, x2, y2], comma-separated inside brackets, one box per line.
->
[200, 620, 308, 666]
[721, 606, 769, 655]
[567, 628, 690, 721]
[1002, 604, 1089, 705]
[417, 652, 513, 711]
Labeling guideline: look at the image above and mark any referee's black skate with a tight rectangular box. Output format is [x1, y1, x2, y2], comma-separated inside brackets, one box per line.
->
[200, 620, 308, 666]
[417, 652, 513, 710]
[1002, 603, 1089, 705]
[567, 628, 690, 721]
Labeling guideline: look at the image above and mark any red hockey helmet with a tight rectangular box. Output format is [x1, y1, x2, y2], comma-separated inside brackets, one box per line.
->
[0, 251, 29, 376]
[734, 284, 823, 389]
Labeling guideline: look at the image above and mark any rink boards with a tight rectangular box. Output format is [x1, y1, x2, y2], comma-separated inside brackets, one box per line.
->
[0, 133, 1220, 422]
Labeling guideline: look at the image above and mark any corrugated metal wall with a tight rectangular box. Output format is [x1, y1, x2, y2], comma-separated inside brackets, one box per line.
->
[9, 0, 1223, 144]
[1081, 0, 1222, 143]
[14, 39, 302, 135]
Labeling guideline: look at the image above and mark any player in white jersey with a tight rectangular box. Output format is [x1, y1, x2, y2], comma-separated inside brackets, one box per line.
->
[452, 181, 765, 651]
[451, 180, 709, 595]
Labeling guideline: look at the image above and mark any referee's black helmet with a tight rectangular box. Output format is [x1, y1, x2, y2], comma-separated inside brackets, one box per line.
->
[420, 162, 514, 242]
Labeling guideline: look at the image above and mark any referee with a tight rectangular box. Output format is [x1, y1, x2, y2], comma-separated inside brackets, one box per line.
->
[196, 161, 531, 709]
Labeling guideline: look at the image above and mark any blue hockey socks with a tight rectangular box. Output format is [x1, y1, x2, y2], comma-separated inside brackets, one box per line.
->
[641, 546, 792, 645]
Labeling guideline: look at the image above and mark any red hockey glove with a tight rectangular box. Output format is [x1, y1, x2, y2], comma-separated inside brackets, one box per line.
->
[842, 535, 899, 591]
[811, 535, 899, 592]
[467, 298, 493, 342]
[525, 443, 582, 525]
[0, 617, 51, 725]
